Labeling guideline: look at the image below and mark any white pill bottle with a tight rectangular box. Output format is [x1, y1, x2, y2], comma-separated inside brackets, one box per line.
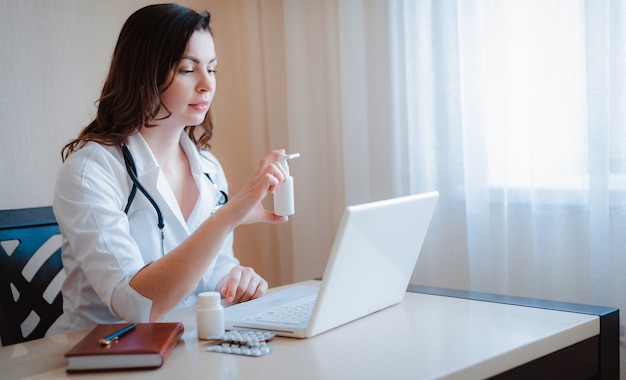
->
[197, 291, 225, 339]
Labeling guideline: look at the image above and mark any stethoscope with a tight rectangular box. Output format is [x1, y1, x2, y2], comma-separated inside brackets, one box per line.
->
[121, 144, 228, 256]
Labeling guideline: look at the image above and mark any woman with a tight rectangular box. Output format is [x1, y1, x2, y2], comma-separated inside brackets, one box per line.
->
[49, 4, 288, 334]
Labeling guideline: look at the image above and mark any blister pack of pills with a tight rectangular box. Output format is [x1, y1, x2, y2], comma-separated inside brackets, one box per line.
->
[205, 330, 275, 357]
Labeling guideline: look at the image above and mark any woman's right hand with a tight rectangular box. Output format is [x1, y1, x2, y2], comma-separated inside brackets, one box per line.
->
[216, 149, 289, 227]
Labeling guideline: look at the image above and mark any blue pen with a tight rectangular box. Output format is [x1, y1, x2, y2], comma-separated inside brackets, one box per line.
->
[99, 323, 137, 345]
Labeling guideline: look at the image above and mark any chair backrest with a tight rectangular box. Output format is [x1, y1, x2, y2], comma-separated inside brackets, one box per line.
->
[0, 206, 64, 346]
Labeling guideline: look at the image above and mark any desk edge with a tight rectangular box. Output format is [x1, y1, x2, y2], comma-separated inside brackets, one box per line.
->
[408, 284, 620, 379]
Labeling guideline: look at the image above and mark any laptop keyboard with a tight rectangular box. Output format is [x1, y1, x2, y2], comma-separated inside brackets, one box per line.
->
[245, 295, 317, 325]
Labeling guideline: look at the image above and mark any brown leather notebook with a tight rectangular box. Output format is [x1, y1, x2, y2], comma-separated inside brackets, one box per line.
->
[65, 322, 184, 372]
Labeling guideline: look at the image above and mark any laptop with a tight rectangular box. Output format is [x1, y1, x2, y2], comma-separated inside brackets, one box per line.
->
[224, 191, 439, 338]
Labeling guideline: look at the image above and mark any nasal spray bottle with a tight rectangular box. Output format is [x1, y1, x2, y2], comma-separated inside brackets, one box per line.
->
[274, 153, 300, 216]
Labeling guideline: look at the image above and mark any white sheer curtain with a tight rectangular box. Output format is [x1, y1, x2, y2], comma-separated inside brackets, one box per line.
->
[339, 0, 626, 364]
[331, 0, 626, 368]
[277, 0, 625, 365]
[385, 0, 626, 305]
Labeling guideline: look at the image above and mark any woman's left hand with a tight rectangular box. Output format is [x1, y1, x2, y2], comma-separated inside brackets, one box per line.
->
[218, 265, 268, 303]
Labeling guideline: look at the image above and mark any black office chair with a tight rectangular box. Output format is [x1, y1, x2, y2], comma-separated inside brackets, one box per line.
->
[0, 206, 64, 346]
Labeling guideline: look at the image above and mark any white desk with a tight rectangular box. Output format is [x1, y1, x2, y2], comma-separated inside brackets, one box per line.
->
[0, 280, 619, 379]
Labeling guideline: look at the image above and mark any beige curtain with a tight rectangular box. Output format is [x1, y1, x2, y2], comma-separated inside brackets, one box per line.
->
[212, 0, 407, 286]
[207, 0, 346, 286]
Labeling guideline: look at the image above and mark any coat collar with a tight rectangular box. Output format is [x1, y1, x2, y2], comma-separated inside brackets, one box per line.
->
[124, 132, 159, 178]
[124, 131, 209, 178]
[122, 131, 221, 233]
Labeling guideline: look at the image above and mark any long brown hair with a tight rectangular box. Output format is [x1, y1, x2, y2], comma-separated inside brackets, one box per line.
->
[61, 4, 213, 161]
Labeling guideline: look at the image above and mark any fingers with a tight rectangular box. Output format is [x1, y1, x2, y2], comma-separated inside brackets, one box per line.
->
[257, 150, 289, 192]
[221, 266, 268, 303]
[266, 165, 287, 192]
[245, 151, 288, 197]
[254, 149, 285, 176]
[264, 211, 289, 224]
[216, 149, 290, 227]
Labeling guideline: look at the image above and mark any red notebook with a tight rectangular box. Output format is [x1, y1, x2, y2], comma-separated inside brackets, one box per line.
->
[65, 322, 184, 372]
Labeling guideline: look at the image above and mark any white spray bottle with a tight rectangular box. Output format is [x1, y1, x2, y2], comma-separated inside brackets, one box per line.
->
[274, 153, 300, 216]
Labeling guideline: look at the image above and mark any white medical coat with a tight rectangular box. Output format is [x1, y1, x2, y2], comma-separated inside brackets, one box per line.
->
[48, 132, 238, 334]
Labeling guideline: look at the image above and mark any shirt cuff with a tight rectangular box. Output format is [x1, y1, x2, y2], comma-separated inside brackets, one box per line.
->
[110, 275, 153, 322]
